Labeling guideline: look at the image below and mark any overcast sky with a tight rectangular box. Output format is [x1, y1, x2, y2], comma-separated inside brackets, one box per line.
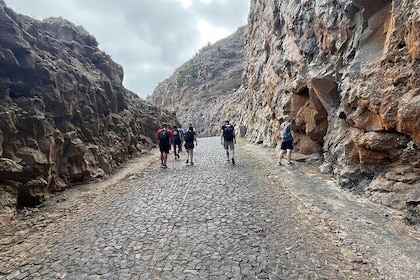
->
[6, 0, 250, 98]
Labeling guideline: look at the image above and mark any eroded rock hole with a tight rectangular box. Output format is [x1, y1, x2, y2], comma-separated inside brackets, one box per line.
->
[290, 85, 329, 154]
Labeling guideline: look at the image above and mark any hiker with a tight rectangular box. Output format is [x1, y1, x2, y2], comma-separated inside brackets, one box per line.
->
[177, 124, 185, 151]
[156, 123, 173, 168]
[184, 125, 197, 165]
[221, 120, 236, 164]
[172, 125, 182, 159]
[277, 115, 296, 166]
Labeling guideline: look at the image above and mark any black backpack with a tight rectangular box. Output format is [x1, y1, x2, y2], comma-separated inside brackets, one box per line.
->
[159, 129, 169, 142]
[223, 125, 234, 141]
[172, 129, 180, 140]
[184, 130, 194, 143]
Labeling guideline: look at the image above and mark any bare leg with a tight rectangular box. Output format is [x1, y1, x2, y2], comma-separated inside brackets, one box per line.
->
[278, 150, 285, 162]
[163, 153, 169, 166]
[190, 149, 194, 164]
[172, 144, 177, 158]
[286, 149, 292, 162]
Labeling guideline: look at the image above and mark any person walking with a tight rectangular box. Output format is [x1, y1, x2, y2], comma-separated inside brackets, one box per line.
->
[184, 125, 197, 165]
[278, 115, 296, 166]
[177, 124, 185, 152]
[156, 123, 173, 168]
[221, 120, 236, 164]
[172, 125, 182, 159]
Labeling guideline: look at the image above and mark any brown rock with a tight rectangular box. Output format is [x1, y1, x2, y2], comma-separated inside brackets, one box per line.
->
[151, 0, 419, 210]
[0, 3, 177, 221]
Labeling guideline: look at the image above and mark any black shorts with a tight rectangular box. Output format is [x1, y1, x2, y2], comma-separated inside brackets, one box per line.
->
[173, 138, 182, 146]
[280, 140, 293, 150]
[184, 142, 194, 150]
[159, 143, 170, 154]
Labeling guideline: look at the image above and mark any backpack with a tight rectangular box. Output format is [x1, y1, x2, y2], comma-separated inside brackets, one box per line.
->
[281, 123, 291, 140]
[172, 129, 180, 140]
[184, 130, 194, 143]
[178, 128, 184, 139]
[223, 124, 234, 141]
[159, 129, 169, 142]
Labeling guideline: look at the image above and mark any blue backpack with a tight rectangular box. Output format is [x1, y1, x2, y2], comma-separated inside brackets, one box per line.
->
[281, 123, 292, 140]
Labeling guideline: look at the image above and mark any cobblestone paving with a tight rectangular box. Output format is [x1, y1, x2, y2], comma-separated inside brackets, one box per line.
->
[0, 137, 416, 279]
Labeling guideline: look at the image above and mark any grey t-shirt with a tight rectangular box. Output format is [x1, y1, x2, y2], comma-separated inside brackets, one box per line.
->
[280, 122, 293, 142]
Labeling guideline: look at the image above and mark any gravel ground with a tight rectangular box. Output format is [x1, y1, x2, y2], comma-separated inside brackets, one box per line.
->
[0, 137, 418, 279]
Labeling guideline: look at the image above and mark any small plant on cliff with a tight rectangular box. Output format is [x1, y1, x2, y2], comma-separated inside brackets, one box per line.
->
[404, 204, 420, 225]
[177, 64, 200, 84]
[199, 41, 213, 53]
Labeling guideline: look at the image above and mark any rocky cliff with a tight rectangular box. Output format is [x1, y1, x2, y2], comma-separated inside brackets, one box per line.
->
[150, 0, 419, 211]
[240, 0, 419, 210]
[0, 1, 176, 224]
[148, 27, 245, 136]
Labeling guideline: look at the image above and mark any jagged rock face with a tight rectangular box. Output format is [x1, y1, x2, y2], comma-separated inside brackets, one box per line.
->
[0, 3, 176, 224]
[148, 27, 245, 136]
[241, 0, 419, 209]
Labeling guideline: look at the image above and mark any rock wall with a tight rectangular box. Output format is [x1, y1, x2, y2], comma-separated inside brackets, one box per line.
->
[149, 27, 245, 136]
[241, 0, 419, 209]
[0, 2, 176, 224]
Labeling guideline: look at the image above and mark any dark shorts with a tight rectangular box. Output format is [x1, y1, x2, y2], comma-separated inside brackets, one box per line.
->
[159, 143, 170, 154]
[281, 140, 293, 150]
[223, 140, 234, 151]
[173, 138, 182, 146]
[184, 142, 194, 150]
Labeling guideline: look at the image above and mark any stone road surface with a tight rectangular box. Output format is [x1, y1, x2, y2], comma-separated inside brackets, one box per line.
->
[0, 137, 419, 279]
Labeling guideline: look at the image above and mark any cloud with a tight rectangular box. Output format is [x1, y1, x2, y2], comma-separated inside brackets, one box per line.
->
[5, 0, 249, 98]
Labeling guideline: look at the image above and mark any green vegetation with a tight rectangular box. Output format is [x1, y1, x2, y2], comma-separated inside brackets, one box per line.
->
[199, 41, 213, 53]
[177, 63, 200, 84]
[404, 204, 420, 225]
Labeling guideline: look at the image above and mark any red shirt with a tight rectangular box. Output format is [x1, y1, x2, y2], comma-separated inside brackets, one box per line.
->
[156, 128, 173, 141]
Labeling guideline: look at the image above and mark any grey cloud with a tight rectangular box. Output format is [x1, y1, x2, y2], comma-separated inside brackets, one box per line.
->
[5, 0, 249, 97]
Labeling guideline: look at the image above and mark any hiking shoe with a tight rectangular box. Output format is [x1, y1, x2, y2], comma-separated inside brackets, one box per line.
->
[286, 162, 293, 166]
[277, 161, 282, 166]
[186, 159, 189, 164]
[163, 164, 167, 168]
[177, 154, 180, 159]
[231, 158, 235, 164]
[226, 158, 230, 162]
[160, 163, 164, 168]
[190, 162, 194, 166]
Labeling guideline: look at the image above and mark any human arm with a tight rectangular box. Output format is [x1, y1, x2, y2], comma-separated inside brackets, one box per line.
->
[291, 125, 297, 144]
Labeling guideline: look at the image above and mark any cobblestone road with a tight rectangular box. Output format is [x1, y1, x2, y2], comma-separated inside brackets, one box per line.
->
[0, 137, 418, 279]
